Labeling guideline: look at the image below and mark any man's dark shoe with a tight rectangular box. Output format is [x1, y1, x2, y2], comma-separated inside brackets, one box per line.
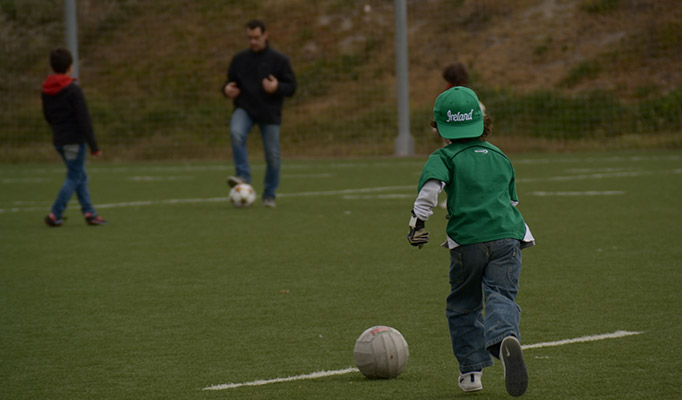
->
[227, 176, 244, 188]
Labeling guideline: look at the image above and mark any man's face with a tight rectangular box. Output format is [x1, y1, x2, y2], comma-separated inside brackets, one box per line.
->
[247, 27, 268, 52]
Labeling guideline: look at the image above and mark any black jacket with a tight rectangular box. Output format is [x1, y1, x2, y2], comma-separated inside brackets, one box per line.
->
[223, 46, 296, 125]
[41, 75, 99, 153]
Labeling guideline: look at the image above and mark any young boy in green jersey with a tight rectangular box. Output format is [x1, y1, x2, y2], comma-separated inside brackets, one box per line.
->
[407, 86, 534, 397]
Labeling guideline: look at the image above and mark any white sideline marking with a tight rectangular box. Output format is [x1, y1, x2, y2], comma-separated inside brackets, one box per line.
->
[128, 176, 194, 181]
[521, 330, 641, 350]
[202, 330, 642, 391]
[0, 186, 415, 213]
[531, 190, 625, 197]
[1, 178, 48, 183]
[278, 185, 413, 198]
[285, 173, 334, 178]
[517, 170, 651, 183]
[203, 367, 359, 391]
[97, 197, 229, 209]
[342, 193, 414, 199]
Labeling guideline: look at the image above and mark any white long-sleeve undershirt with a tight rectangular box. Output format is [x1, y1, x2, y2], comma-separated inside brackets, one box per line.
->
[412, 179, 444, 221]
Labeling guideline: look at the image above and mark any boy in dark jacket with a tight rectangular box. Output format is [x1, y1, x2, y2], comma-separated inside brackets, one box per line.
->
[41, 48, 106, 227]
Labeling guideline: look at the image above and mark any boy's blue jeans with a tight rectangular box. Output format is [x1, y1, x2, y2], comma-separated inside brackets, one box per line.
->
[445, 238, 523, 373]
[51, 143, 96, 219]
[229, 108, 281, 199]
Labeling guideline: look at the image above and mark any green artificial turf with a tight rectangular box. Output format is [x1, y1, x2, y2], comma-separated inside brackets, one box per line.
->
[1, 151, 681, 399]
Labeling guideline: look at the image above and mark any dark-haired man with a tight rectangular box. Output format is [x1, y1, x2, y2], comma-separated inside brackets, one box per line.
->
[222, 19, 297, 208]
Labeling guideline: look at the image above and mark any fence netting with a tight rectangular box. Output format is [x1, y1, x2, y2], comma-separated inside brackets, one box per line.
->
[2, 0, 681, 161]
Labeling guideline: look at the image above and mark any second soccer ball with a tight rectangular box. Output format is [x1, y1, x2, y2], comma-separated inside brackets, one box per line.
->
[229, 183, 256, 207]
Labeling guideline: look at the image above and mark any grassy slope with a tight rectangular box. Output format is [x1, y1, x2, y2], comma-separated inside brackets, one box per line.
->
[1, 0, 681, 160]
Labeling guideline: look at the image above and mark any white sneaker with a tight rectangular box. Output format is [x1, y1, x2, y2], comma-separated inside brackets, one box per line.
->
[458, 371, 483, 392]
[500, 336, 528, 397]
[263, 197, 276, 208]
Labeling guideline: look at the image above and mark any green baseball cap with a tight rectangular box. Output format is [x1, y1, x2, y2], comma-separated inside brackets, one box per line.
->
[433, 86, 484, 140]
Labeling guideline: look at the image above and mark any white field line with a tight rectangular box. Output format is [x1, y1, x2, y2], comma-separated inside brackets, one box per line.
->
[0, 186, 415, 213]
[203, 367, 359, 391]
[530, 190, 625, 197]
[128, 176, 194, 181]
[516, 170, 651, 183]
[342, 193, 414, 199]
[2, 156, 680, 177]
[521, 330, 641, 350]
[1, 178, 49, 183]
[284, 173, 334, 178]
[3, 166, 680, 213]
[512, 154, 681, 165]
[0, 197, 229, 214]
[278, 185, 413, 198]
[202, 330, 642, 391]
[2, 153, 677, 175]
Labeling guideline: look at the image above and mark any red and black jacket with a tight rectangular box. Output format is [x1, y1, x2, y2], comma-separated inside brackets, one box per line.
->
[41, 75, 99, 153]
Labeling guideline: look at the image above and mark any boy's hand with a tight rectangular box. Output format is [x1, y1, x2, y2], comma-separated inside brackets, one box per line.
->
[407, 211, 429, 249]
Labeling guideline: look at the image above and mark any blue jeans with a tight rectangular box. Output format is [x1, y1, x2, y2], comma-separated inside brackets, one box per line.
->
[445, 238, 523, 373]
[51, 143, 96, 219]
[230, 108, 281, 199]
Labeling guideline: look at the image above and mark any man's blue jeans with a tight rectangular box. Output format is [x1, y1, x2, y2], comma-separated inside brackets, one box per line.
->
[230, 108, 281, 199]
[51, 143, 96, 219]
[445, 238, 523, 373]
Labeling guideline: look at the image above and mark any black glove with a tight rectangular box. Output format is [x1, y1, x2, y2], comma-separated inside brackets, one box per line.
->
[407, 211, 429, 249]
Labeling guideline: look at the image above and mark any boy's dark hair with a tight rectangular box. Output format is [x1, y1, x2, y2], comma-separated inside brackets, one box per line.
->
[430, 115, 493, 144]
[246, 19, 266, 32]
[50, 48, 72, 74]
[442, 62, 469, 86]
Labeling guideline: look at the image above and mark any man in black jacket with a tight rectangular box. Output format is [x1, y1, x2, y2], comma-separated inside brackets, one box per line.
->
[41, 48, 106, 226]
[222, 19, 297, 208]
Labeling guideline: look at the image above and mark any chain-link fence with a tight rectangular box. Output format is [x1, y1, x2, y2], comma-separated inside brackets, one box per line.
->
[2, 0, 681, 161]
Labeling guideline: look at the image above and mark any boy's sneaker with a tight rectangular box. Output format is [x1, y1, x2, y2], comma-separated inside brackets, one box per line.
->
[500, 336, 528, 397]
[84, 212, 107, 226]
[458, 371, 483, 392]
[44, 213, 63, 227]
[263, 197, 276, 208]
[227, 176, 244, 187]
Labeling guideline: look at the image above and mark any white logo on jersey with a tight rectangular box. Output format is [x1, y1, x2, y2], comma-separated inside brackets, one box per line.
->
[446, 109, 474, 122]
[474, 149, 488, 154]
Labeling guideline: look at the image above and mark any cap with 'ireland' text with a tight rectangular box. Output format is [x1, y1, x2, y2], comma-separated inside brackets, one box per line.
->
[433, 86, 484, 140]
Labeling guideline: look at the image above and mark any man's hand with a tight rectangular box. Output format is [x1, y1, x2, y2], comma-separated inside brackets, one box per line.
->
[262, 74, 279, 94]
[407, 211, 429, 249]
[224, 82, 240, 99]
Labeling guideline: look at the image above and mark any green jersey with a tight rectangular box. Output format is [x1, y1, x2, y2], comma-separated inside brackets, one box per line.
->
[417, 141, 526, 245]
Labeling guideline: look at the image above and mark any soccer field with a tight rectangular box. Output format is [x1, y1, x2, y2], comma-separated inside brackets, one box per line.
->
[1, 151, 681, 399]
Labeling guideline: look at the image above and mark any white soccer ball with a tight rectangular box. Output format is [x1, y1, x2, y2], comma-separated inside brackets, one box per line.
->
[353, 326, 409, 379]
[229, 183, 256, 207]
